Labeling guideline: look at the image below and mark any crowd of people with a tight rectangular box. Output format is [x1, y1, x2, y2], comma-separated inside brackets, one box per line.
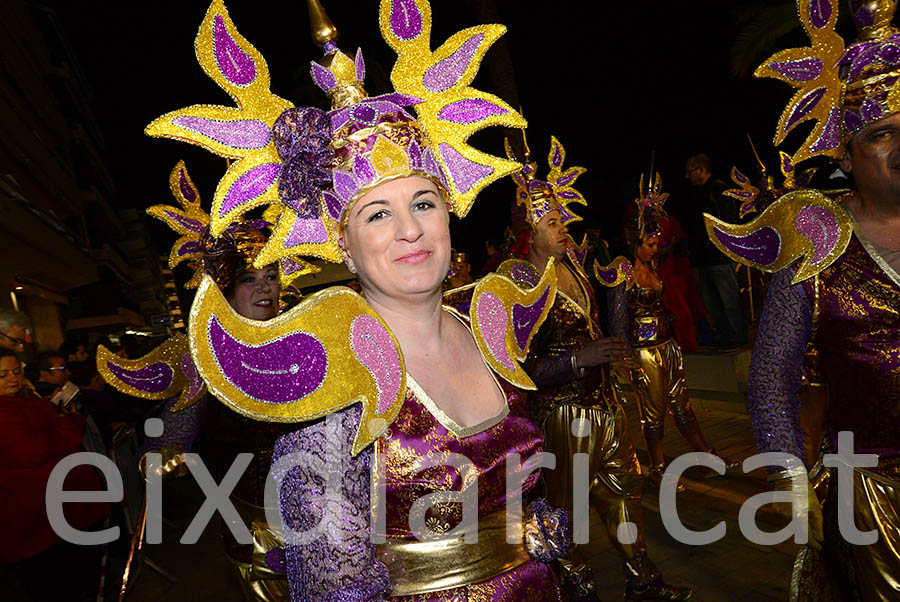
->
[2, 0, 898, 601]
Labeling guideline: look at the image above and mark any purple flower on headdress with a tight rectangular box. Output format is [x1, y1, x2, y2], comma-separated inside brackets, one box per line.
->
[273, 107, 334, 218]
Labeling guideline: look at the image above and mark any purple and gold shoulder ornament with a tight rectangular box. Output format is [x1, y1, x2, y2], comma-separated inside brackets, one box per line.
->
[468, 259, 557, 390]
[97, 334, 206, 412]
[592, 256, 635, 290]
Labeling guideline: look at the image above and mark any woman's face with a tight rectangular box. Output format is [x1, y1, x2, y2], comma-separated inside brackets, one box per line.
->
[0, 355, 23, 397]
[637, 235, 660, 263]
[226, 265, 280, 321]
[343, 176, 450, 302]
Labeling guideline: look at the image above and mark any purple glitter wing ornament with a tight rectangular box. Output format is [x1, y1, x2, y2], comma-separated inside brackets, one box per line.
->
[96, 334, 203, 408]
[470, 258, 558, 389]
[592, 256, 635, 290]
[704, 188, 852, 283]
[188, 276, 407, 455]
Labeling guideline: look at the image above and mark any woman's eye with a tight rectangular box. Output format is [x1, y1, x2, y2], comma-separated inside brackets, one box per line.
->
[367, 210, 388, 223]
[414, 200, 435, 211]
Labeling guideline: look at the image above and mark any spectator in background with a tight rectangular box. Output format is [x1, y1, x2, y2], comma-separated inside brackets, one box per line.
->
[59, 339, 89, 364]
[684, 153, 747, 346]
[30, 351, 70, 398]
[0, 308, 30, 354]
[478, 234, 506, 276]
[0, 347, 109, 601]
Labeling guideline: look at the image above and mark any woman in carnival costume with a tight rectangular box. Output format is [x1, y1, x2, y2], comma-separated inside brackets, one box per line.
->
[502, 135, 694, 602]
[144, 0, 572, 599]
[705, 1, 900, 600]
[97, 161, 314, 601]
[623, 174, 736, 488]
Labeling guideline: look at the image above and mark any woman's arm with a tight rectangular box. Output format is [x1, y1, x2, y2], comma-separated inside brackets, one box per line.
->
[272, 405, 389, 602]
[747, 268, 810, 471]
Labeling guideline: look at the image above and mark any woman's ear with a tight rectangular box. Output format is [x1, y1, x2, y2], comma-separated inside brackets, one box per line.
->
[339, 237, 357, 274]
[838, 149, 852, 174]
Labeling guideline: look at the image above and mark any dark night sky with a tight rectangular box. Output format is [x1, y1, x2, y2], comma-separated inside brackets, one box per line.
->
[42, 0, 837, 266]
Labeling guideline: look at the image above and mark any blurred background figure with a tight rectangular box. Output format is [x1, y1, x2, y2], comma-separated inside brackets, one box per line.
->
[683, 153, 747, 346]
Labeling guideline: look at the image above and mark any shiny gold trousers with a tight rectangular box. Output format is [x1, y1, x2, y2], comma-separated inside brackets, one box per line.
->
[632, 339, 694, 435]
[792, 462, 900, 602]
[542, 403, 646, 589]
[224, 497, 289, 602]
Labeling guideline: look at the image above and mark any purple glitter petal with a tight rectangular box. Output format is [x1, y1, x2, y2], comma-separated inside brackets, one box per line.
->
[280, 257, 303, 275]
[284, 215, 329, 247]
[333, 170, 359, 204]
[353, 156, 376, 187]
[781, 154, 794, 173]
[423, 33, 484, 93]
[176, 240, 202, 257]
[556, 190, 582, 200]
[734, 169, 748, 184]
[373, 92, 424, 108]
[712, 225, 781, 266]
[784, 87, 826, 133]
[208, 316, 327, 404]
[354, 48, 366, 81]
[809, 107, 842, 153]
[437, 98, 508, 124]
[475, 292, 514, 371]
[808, 0, 832, 28]
[219, 163, 280, 218]
[310, 62, 337, 93]
[880, 43, 900, 65]
[768, 58, 823, 82]
[860, 96, 884, 123]
[555, 171, 579, 187]
[349, 315, 402, 415]
[848, 45, 882, 82]
[322, 191, 344, 221]
[794, 205, 839, 264]
[163, 210, 205, 233]
[390, 0, 423, 41]
[510, 264, 539, 286]
[172, 116, 271, 150]
[511, 287, 550, 352]
[108, 361, 174, 394]
[323, 191, 345, 221]
[212, 15, 256, 87]
[550, 142, 563, 168]
[181, 353, 204, 399]
[438, 143, 493, 193]
[178, 168, 197, 202]
[351, 104, 378, 126]
[726, 190, 755, 200]
[407, 140, 423, 170]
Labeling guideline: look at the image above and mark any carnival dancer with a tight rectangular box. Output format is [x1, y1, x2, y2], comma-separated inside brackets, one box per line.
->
[624, 174, 736, 487]
[705, 1, 900, 599]
[505, 135, 693, 601]
[97, 161, 310, 602]
[144, 0, 573, 599]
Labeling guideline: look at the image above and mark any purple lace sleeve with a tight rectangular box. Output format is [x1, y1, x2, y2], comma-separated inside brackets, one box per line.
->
[138, 395, 203, 457]
[607, 283, 632, 353]
[747, 268, 810, 471]
[271, 405, 390, 602]
[528, 350, 577, 387]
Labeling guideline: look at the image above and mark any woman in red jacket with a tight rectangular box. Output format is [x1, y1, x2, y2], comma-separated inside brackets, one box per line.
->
[0, 347, 109, 601]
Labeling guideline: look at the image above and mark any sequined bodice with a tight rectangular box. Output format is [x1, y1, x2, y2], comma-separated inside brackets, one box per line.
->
[806, 234, 900, 452]
[628, 282, 673, 348]
[374, 380, 543, 538]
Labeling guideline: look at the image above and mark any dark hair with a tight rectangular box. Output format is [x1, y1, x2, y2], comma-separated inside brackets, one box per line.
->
[28, 351, 63, 383]
[686, 153, 712, 173]
[68, 360, 98, 388]
[0, 347, 17, 361]
[58, 340, 83, 360]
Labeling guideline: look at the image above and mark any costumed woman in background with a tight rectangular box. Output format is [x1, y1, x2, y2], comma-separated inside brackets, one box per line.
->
[97, 161, 311, 602]
[505, 135, 694, 602]
[706, 1, 900, 599]
[144, 0, 571, 600]
[624, 174, 735, 487]
[1, 347, 110, 602]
